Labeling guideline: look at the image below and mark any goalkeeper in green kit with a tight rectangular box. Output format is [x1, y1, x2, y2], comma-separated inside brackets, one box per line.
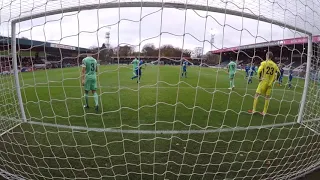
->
[82, 51, 99, 112]
[227, 58, 237, 90]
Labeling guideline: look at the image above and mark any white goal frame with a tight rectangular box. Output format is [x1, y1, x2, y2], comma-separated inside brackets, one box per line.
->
[10, 1, 313, 129]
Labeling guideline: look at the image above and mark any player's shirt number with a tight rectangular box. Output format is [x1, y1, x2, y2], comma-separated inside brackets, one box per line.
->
[90, 63, 95, 71]
[230, 65, 235, 70]
[266, 66, 274, 75]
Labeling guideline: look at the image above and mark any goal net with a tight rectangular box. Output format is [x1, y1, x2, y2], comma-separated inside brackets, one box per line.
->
[0, 0, 319, 179]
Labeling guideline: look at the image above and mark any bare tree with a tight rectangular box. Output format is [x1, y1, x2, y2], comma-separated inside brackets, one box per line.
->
[203, 52, 220, 65]
[182, 49, 192, 57]
[117, 45, 133, 56]
[142, 43, 157, 56]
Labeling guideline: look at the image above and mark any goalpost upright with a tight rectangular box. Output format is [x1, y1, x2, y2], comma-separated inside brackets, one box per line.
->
[11, 22, 27, 123]
[297, 35, 313, 124]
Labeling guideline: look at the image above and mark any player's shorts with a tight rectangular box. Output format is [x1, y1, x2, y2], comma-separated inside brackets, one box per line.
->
[289, 76, 293, 81]
[256, 81, 272, 96]
[135, 69, 142, 76]
[182, 67, 187, 72]
[84, 78, 97, 91]
[229, 73, 235, 79]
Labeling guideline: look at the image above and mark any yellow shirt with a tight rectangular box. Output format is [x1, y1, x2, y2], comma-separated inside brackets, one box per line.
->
[258, 60, 280, 86]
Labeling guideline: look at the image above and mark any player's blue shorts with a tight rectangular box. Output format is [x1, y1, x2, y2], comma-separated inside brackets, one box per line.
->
[279, 75, 283, 80]
[182, 67, 187, 72]
[135, 69, 142, 76]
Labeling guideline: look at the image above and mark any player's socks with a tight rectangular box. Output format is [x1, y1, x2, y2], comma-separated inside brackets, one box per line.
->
[84, 93, 89, 107]
[252, 97, 258, 112]
[263, 99, 270, 114]
[93, 92, 98, 107]
[260, 112, 266, 116]
[185, 72, 187, 78]
[131, 75, 138, 80]
[83, 105, 89, 108]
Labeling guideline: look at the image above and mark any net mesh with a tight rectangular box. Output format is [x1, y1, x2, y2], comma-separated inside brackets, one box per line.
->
[0, 0, 319, 179]
[304, 42, 320, 133]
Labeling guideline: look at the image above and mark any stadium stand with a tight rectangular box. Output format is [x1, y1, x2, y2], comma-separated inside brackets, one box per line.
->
[212, 36, 320, 76]
[0, 35, 89, 72]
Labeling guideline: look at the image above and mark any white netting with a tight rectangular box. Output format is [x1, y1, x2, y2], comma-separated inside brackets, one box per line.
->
[304, 42, 320, 134]
[0, 36, 20, 135]
[0, 0, 319, 179]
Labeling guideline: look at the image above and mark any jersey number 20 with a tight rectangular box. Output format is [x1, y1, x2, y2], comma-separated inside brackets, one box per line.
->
[266, 66, 274, 75]
[90, 63, 95, 71]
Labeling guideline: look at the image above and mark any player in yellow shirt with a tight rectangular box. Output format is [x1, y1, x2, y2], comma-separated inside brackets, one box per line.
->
[248, 51, 279, 116]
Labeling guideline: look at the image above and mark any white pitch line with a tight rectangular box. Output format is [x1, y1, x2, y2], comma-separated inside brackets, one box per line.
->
[22, 85, 302, 92]
[27, 120, 297, 135]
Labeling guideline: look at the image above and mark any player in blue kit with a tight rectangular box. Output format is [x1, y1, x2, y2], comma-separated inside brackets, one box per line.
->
[131, 57, 140, 81]
[278, 65, 284, 86]
[245, 64, 250, 78]
[137, 59, 144, 83]
[181, 60, 188, 78]
[288, 69, 293, 89]
[248, 65, 256, 84]
[131, 57, 145, 83]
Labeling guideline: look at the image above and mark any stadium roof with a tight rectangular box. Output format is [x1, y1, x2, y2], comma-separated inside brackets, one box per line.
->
[0, 36, 89, 52]
[212, 35, 320, 54]
[1, 0, 319, 35]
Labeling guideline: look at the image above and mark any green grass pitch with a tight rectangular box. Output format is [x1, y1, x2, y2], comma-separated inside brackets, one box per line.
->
[0, 65, 318, 180]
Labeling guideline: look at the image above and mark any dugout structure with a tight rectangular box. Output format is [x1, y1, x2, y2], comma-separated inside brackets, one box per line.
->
[0, 0, 320, 179]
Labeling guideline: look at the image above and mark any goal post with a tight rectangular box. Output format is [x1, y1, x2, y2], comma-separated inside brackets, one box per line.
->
[11, 22, 26, 123]
[297, 35, 313, 124]
[1, 0, 320, 179]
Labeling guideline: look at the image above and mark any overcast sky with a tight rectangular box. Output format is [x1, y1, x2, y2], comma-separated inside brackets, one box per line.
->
[0, 6, 311, 53]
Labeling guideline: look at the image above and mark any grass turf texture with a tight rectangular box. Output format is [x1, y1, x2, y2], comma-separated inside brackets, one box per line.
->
[0, 65, 319, 180]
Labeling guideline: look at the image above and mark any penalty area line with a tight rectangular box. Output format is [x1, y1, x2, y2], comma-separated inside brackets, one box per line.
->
[27, 121, 297, 134]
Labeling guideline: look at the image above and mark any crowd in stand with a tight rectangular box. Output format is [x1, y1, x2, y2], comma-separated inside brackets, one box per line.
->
[0, 51, 309, 75]
[0, 55, 82, 73]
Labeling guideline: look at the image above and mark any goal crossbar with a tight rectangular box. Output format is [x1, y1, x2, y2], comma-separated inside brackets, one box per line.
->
[11, 2, 310, 35]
